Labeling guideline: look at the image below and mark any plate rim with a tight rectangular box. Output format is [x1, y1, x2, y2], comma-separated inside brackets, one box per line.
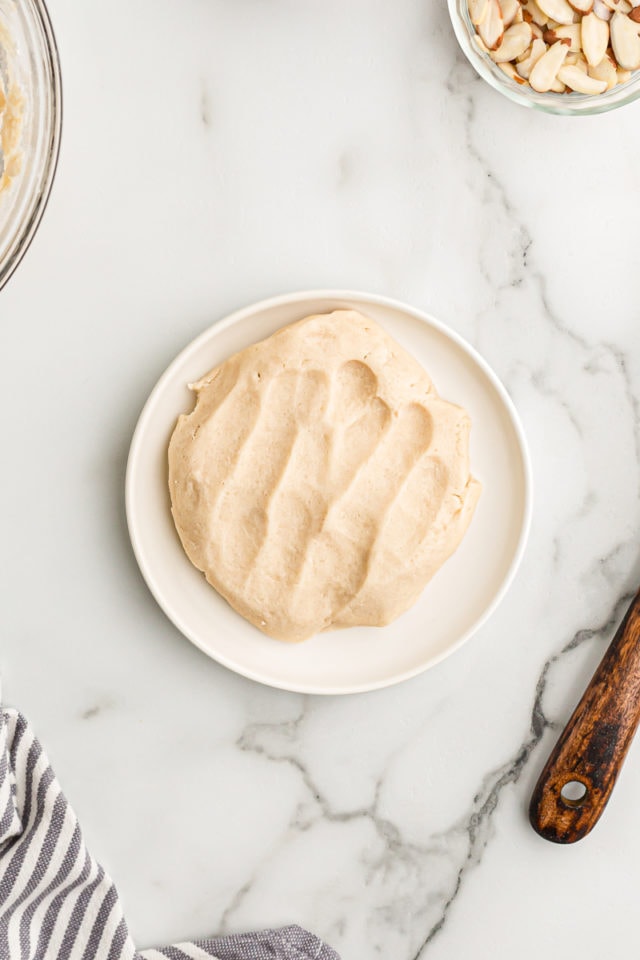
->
[125, 288, 533, 695]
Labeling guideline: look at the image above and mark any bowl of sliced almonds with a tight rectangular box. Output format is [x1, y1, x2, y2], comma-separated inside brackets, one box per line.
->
[449, 0, 640, 113]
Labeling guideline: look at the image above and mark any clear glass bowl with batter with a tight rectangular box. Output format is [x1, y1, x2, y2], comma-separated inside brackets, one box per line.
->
[0, 0, 61, 290]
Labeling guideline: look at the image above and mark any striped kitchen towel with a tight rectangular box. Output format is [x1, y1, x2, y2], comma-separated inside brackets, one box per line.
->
[0, 706, 340, 960]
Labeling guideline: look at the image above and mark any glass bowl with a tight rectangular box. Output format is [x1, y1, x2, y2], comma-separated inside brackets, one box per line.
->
[0, 0, 61, 290]
[448, 0, 640, 115]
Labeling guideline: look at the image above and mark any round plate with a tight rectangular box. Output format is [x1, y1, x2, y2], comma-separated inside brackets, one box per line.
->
[126, 290, 532, 695]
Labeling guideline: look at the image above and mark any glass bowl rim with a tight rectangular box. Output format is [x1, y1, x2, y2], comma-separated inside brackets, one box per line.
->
[0, 0, 63, 291]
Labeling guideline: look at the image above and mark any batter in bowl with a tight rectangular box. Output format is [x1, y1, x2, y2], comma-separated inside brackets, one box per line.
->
[0, 10, 23, 196]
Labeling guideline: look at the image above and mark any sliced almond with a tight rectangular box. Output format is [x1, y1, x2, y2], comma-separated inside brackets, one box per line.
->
[537, 0, 576, 22]
[523, 0, 551, 24]
[593, 0, 613, 18]
[516, 36, 548, 74]
[492, 21, 534, 59]
[513, 5, 525, 21]
[602, 0, 632, 10]
[617, 64, 633, 78]
[629, 5, 640, 18]
[581, 11, 610, 64]
[498, 60, 530, 81]
[469, 0, 491, 25]
[568, 0, 594, 10]
[529, 37, 571, 86]
[550, 22, 583, 47]
[551, 76, 568, 88]
[588, 52, 619, 83]
[575, 52, 591, 67]
[531, 21, 546, 35]
[558, 62, 609, 86]
[499, 0, 522, 27]
[610, 10, 640, 67]
[478, 0, 505, 49]
[474, 33, 491, 52]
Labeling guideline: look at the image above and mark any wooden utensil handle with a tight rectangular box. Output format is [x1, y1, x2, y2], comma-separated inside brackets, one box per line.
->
[530, 589, 640, 843]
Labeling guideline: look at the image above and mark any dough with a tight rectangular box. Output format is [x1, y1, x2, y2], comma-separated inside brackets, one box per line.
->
[168, 310, 481, 642]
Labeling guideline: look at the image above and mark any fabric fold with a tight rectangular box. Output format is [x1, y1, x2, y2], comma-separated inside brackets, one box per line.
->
[0, 709, 23, 848]
[0, 706, 339, 960]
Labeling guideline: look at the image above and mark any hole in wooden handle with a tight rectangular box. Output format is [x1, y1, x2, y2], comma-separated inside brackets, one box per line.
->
[560, 780, 588, 808]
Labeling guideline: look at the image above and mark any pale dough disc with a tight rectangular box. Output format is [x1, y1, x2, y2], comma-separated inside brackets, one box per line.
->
[168, 310, 481, 642]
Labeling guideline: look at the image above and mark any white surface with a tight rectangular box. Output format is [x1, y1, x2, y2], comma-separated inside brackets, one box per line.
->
[127, 289, 530, 694]
[2, 1, 640, 958]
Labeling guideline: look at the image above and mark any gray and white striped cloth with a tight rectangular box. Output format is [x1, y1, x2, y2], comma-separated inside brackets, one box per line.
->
[0, 705, 340, 960]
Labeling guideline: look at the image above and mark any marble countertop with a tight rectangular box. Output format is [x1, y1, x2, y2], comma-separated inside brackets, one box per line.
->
[3, 1, 640, 957]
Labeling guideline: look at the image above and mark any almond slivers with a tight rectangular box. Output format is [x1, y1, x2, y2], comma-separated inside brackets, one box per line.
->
[478, 0, 505, 49]
[467, 0, 640, 93]
[491, 21, 534, 59]
[610, 9, 640, 67]
[529, 38, 570, 88]
[581, 11, 610, 65]
[537, 0, 577, 24]
[558, 61, 609, 86]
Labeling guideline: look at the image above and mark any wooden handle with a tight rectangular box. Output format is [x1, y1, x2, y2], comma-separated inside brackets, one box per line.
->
[530, 589, 640, 843]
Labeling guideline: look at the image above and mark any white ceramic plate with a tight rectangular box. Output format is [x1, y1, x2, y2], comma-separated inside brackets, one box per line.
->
[126, 290, 532, 695]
